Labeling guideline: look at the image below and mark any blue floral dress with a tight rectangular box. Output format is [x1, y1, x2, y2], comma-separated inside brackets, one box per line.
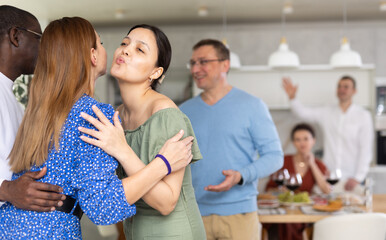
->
[0, 95, 136, 239]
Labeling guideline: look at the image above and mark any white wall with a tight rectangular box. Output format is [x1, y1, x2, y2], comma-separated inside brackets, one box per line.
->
[95, 20, 386, 104]
[94, 20, 381, 160]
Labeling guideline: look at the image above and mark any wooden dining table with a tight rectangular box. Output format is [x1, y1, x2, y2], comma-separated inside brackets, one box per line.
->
[259, 194, 386, 224]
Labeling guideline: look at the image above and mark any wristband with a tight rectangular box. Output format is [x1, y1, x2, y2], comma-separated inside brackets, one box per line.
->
[155, 154, 171, 175]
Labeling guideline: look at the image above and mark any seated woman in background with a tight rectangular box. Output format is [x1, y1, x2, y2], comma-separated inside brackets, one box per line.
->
[266, 123, 330, 194]
[265, 123, 330, 240]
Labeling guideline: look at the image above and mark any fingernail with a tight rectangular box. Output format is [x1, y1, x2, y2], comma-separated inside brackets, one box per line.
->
[61, 195, 66, 200]
[80, 112, 85, 117]
[51, 207, 55, 211]
[57, 201, 63, 207]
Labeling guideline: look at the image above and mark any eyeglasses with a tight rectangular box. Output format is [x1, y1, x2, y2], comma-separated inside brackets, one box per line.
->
[187, 59, 225, 68]
[15, 27, 42, 39]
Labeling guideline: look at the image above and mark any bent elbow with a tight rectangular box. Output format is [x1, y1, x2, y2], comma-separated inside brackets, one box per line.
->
[158, 201, 177, 216]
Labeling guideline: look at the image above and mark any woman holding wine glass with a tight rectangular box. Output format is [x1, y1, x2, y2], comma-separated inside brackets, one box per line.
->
[264, 123, 331, 240]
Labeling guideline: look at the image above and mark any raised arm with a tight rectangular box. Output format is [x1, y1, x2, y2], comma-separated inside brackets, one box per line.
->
[282, 76, 298, 100]
[283, 77, 323, 123]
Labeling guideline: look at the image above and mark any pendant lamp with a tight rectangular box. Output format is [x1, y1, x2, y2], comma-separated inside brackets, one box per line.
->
[329, 0, 362, 68]
[268, 3, 300, 69]
[330, 37, 362, 68]
[268, 37, 300, 69]
[221, 0, 241, 69]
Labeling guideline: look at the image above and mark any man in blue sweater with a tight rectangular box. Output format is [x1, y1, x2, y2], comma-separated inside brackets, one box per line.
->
[180, 39, 283, 240]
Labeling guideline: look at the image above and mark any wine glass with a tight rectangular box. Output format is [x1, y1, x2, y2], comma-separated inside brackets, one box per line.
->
[284, 173, 303, 209]
[273, 168, 290, 192]
[326, 168, 342, 199]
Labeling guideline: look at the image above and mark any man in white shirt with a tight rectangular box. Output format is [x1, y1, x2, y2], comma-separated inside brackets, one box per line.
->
[0, 5, 64, 211]
[283, 76, 374, 193]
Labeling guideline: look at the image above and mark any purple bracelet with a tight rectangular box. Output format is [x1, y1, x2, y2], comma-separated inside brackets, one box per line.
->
[155, 154, 171, 175]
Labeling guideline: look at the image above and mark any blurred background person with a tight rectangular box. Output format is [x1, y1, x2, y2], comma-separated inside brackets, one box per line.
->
[265, 123, 330, 240]
[282, 76, 373, 194]
[180, 39, 283, 240]
[266, 123, 330, 194]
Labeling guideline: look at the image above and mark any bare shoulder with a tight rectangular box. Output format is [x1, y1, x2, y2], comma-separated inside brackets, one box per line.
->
[151, 93, 178, 114]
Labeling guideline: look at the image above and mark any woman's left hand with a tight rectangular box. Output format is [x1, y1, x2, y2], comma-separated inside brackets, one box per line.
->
[78, 105, 128, 159]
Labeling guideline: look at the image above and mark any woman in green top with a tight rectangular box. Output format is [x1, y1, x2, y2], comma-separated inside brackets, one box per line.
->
[79, 24, 206, 239]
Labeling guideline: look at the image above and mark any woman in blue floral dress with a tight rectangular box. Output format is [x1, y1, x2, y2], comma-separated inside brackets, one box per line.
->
[0, 17, 193, 239]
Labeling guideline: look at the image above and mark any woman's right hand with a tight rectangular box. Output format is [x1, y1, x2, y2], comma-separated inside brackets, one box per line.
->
[78, 105, 130, 161]
[157, 130, 194, 173]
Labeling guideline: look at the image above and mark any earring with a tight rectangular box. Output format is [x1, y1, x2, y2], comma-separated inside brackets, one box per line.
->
[158, 75, 165, 84]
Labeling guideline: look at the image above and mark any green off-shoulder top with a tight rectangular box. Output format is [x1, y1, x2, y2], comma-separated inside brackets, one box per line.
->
[117, 108, 205, 240]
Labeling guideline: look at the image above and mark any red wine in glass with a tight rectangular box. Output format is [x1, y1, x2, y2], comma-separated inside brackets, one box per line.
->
[326, 169, 342, 197]
[284, 173, 302, 209]
[286, 184, 301, 191]
[285, 173, 302, 193]
[274, 179, 284, 186]
[273, 169, 289, 191]
[326, 179, 339, 185]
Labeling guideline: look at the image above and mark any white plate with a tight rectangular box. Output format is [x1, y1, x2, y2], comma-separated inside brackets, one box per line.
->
[258, 199, 280, 209]
[279, 201, 314, 207]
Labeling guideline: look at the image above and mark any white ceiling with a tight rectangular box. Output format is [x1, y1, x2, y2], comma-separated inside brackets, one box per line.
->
[3, 0, 386, 26]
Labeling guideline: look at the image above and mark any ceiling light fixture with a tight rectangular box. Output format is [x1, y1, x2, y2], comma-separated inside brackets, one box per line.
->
[380, 1, 386, 11]
[268, 1, 300, 69]
[198, 6, 209, 17]
[282, 2, 294, 15]
[329, 0, 362, 68]
[221, 0, 241, 69]
[115, 9, 126, 19]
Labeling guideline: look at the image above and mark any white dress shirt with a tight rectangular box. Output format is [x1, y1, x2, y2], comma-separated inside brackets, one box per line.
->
[0, 72, 24, 206]
[290, 99, 374, 182]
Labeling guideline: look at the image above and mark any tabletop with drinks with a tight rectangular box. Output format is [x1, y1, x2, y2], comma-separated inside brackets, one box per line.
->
[258, 169, 384, 223]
